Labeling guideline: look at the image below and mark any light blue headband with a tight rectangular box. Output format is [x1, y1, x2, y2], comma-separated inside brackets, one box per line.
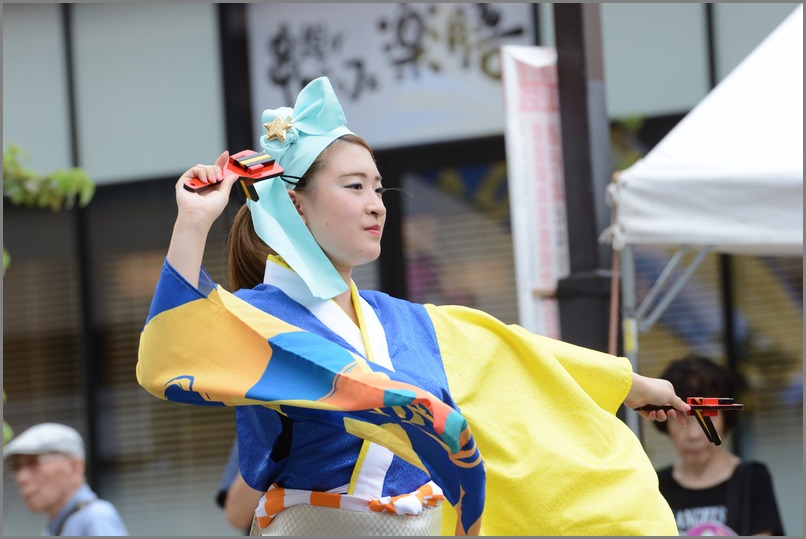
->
[247, 77, 352, 299]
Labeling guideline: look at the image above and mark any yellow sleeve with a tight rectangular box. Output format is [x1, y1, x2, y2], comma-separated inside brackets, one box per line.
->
[507, 321, 633, 414]
[426, 304, 677, 536]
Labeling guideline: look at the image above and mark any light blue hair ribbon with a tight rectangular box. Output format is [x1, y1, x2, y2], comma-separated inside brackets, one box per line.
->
[249, 77, 353, 299]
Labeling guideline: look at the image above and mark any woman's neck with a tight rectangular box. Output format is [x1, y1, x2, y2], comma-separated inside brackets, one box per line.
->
[673, 449, 740, 489]
[332, 287, 358, 326]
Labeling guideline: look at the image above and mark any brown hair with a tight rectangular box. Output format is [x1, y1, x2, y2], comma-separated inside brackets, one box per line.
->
[652, 354, 740, 435]
[227, 134, 375, 290]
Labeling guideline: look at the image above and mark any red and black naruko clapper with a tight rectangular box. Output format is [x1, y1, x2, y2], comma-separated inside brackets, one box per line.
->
[635, 397, 744, 446]
[183, 150, 284, 203]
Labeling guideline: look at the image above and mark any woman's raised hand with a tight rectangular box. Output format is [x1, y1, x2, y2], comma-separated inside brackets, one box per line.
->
[167, 151, 241, 287]
[175, 151, 240, 229]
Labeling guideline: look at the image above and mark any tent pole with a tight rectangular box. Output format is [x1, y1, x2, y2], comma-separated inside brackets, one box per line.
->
[639, 247, 711, 332]
[620, 244, 641, 437]
[635, 246, 690, 319]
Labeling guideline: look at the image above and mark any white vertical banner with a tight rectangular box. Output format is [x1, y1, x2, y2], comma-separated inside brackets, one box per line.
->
[501, 45, 570, 338]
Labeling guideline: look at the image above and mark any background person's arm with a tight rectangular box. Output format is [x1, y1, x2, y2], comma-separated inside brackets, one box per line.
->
[224, 472, 264, 531]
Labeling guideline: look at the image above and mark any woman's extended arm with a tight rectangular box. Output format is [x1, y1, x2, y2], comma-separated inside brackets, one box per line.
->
[166, 151, 239, 287]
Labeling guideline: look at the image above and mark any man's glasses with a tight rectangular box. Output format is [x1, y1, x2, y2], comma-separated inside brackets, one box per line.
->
[5, 453, 69, 473]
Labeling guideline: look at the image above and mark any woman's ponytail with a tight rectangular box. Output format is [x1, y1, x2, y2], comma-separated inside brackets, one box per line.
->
[227, 205, 272, 290]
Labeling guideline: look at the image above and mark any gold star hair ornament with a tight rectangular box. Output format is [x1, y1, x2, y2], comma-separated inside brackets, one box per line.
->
[264, 115, 294, 142]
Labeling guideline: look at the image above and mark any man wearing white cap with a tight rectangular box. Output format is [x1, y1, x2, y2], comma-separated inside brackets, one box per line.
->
[4, 422, 128, 536]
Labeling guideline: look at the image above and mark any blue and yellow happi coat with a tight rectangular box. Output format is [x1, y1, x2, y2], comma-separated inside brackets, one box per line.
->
[137, 261, 679, 536]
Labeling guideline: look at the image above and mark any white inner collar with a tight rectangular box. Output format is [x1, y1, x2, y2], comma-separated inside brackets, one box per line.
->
[263, 261, 392, 369]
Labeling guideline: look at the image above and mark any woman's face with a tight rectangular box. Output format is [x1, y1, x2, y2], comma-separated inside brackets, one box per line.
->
[667, 413, 726, 466]
[290, 142, 386, 273]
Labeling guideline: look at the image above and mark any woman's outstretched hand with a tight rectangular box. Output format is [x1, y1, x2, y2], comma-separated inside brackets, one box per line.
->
[625, 373, 690, 426]
[175, 150, 240, 229]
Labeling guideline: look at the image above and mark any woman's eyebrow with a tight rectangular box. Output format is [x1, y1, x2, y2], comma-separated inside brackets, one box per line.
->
[338, 172, 383, 182]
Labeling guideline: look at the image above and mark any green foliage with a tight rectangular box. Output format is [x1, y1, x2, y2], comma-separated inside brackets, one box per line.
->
[3, 143, 96, 446]
[3, 391, 12, 445]
[3, 143, 95, 211]
[610, 115, 647, 172]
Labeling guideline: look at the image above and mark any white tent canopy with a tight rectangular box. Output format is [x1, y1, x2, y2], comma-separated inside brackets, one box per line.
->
[604, 5, 803, 257]
[601, 6, 803, 437]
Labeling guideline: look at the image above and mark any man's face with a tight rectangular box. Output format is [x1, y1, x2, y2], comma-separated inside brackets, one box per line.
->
[7, 453, 81, 517]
